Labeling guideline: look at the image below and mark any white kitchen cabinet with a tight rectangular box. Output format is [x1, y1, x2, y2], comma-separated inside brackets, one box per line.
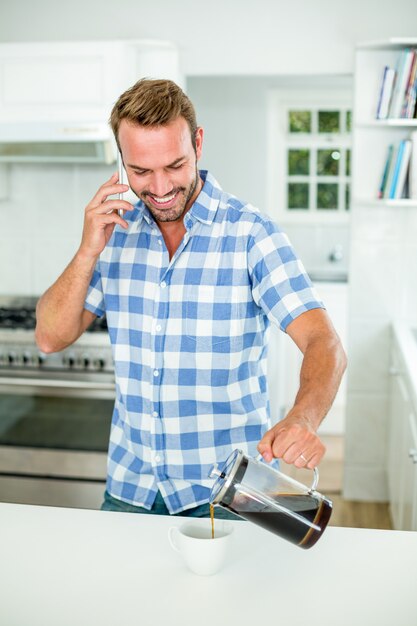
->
[388, 363, 410, 528]
[388, 341, 417, 531]
[400, 411, 417, 531]
[0, 40, 182, 164]
[0, 40, 182, 124]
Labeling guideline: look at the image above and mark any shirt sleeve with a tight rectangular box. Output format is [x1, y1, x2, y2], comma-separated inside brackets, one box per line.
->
[247, 218, 325, 332]
[84, 262, 106, 318]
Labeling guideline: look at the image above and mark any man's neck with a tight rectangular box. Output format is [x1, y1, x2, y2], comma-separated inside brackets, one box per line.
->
[155, 172, 203, 259]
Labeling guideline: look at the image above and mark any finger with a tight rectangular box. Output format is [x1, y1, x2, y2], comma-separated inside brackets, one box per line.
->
[293, 451, 311, 469]
[90, 200, 133, 215]
[307, 450, 325, 469]
[90, 184, 130, 207]
[259, 425, 309, 462]
[293, 442, 325, 469]
[101, 214, 129, 228]
[277, 429, 325, 464]
[270, 428, 310, 460]
[257, 431, 276, 462]
[281, 442, 308, 466]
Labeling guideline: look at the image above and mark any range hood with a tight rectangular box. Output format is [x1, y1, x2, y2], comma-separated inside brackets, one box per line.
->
[0, 39, 182, 164]
[0, 121, 116, 164]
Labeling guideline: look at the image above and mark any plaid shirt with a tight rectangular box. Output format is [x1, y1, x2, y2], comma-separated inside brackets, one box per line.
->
[84, 170, 323, 513]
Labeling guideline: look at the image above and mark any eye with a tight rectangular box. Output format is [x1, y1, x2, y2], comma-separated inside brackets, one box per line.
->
[169, 163, 184, 170]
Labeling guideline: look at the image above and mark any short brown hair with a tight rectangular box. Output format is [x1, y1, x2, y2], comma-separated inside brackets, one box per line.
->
[110, 78, 198, 151]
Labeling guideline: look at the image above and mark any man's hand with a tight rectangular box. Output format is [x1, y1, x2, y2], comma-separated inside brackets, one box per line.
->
[79, 172, 132, 260]
[257, 411, 326, 469]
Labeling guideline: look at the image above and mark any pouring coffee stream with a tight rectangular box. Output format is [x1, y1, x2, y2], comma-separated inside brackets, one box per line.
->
[208, 449, 332, 549]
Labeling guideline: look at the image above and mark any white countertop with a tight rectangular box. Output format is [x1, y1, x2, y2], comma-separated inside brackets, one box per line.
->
[0, 503, 416, 626]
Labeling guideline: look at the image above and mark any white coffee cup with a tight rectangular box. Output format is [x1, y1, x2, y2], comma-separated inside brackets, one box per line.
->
[168, 521, 234, 576]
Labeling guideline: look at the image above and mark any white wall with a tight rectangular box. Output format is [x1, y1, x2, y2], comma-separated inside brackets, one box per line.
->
[0, 163, 114, 295]
[1, 0, 417, 75]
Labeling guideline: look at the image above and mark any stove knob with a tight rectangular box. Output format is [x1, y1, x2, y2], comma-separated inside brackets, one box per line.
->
[82, 356, 90, 369]
[37, 353, 46, 366]
[7, 352, 16, 365]
[93, 358, 105, 370]
[22, 352, 32, 366]
[63, 355, 75, 368]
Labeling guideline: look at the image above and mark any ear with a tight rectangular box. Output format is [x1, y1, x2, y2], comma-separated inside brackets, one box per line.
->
[195, 126, 204, 161]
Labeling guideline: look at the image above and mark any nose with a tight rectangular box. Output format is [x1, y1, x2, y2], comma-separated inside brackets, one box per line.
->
[148, 171, 174, 197]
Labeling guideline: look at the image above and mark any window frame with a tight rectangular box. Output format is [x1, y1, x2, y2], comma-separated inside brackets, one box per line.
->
[266, 87, 352, 224]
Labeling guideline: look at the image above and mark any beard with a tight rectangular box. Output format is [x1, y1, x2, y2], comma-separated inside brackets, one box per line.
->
[136, 165, 201, 224]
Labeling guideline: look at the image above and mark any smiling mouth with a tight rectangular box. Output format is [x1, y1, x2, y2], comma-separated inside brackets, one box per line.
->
[146, 190, 180, 207]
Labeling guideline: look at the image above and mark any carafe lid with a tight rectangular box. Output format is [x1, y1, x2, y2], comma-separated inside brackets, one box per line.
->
[209, 449, 246, 505]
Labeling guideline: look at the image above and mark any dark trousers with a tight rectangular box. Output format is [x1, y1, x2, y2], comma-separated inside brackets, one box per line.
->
[101, 490, 242, 520]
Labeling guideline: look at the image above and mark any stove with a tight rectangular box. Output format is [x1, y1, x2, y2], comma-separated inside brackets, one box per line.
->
[0, 297, 108, 332]
[0, 295, 114, 377]
[0, 295, 115, 510]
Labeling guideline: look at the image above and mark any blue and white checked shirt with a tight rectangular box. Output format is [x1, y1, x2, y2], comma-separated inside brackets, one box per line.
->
[84, 170, 324, 513]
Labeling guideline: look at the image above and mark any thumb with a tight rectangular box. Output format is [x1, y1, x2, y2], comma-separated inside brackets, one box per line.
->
[257, 430, 276, 463]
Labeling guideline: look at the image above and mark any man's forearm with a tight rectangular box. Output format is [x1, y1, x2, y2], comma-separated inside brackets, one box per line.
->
[291, 334, 347, 430]
[35, 250, 97, 352]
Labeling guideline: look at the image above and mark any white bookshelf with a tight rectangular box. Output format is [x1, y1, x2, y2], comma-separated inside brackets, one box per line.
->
[353, 40, 417, 206]
[355, 198, 417, 207]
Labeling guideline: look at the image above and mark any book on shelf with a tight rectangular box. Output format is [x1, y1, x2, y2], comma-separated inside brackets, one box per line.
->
[410, 131, 417, 199]
[391, 140, 411, 199]
[376, 66, 396, 119]
[402, 52, 417, 118]
[375, 49, 417, 120]
[389, 49, 415, 118]
[378, 144, 394, 198]
[383, 143, 398, 199]
[378, 144, 394, 197]
[380, 138, 413, 200]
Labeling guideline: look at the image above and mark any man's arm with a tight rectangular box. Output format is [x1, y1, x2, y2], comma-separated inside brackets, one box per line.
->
[257, 308, 347, 468]
[35, 172, 131, 353]
[35, 254, 100, 353]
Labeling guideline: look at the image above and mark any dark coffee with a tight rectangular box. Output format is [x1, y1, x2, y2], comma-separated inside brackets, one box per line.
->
[223, 493, 332, 549]
[210, 503, 215, 539]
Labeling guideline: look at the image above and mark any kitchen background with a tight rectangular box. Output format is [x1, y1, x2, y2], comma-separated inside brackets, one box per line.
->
[1, 0, 417, 526]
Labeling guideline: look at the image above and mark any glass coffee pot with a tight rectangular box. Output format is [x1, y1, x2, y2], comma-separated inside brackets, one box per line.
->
[209, 449, 332, 549]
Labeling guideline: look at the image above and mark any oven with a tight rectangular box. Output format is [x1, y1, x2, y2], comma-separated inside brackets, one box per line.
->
[0, 296, 115, 509]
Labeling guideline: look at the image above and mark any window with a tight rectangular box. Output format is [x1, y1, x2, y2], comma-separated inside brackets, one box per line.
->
[267, 88, 352, 222]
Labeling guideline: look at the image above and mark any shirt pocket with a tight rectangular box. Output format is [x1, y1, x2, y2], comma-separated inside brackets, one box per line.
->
[185, 284, 242, 349]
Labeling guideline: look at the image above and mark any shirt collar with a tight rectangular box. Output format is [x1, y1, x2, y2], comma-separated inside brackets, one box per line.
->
[187, 170, 221, 225]
[127, 170, 222, 232]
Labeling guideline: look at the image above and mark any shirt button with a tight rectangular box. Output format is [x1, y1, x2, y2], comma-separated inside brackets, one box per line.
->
[154, 455, 161, 463]
[156, 324, 162, 332]
[158, 239, 162, 246]
[160, 281, 166, 289]
[153, 370, 159, 377]
[152, 411, 158, 417]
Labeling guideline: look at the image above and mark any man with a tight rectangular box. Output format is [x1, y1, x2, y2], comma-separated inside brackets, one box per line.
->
[35, 79, 347, 518]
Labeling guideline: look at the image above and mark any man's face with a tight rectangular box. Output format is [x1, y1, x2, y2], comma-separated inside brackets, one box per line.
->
[118, 116, 203, 224]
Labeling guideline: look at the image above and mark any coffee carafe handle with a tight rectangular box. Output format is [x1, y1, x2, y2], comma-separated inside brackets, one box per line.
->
[255, 453, 320, 493]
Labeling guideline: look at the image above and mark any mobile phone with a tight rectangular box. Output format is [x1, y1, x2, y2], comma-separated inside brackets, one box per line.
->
[117, 152, 125, 217]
